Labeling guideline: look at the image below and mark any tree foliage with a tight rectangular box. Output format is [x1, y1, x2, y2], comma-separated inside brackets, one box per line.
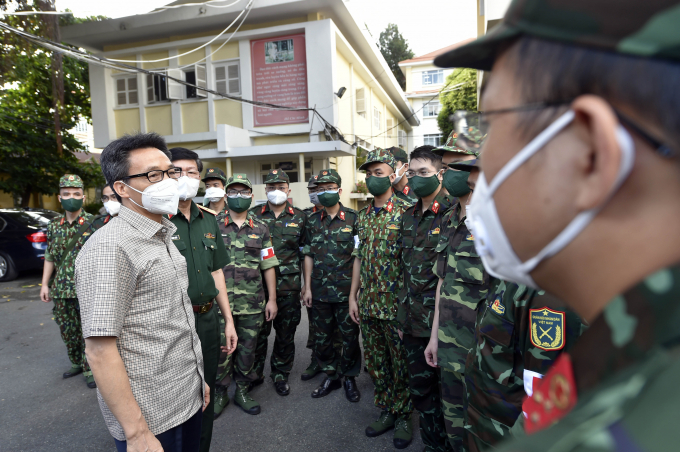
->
[0, 3, 105, 206]
[437, 68, 478, 140]
[378, 23, 414, 91]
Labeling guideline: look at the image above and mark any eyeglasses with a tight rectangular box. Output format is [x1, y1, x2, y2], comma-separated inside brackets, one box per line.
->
[101, 195, 116, 203]
[316, 187, 339, 193]
[176, 168, 201, 179]
[405, 169, 440, 178]
[226, 189, 252, 197]
[123, 167, 182, 184]
[265, 186, 288, 193]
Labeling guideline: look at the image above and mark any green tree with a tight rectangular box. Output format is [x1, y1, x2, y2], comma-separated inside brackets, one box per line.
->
[0, 3, 106, 207]
[378, 23, 414, 91]
[437, 68, 478, 140]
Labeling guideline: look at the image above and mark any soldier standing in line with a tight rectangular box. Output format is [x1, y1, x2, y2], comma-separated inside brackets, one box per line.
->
[432, 1, 680, 449]
[202, 167, 227, 215]
[39, 174, 96, 389]
[167, 148, 237, 452]
[424, 152, 488, 452]
[388, 146, 417, 204]
[398, 147, 454, 452]
[252, 169, 308, 396]
[350, 149, 414, 449]
[214, 173, 279, 416]
[90, 185, 120, 230]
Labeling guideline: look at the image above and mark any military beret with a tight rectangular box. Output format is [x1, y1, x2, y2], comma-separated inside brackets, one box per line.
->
[316, 168, 342, 186]
[202, 167, 227, 183]
[358, 148, 397, 171]
[59, 174, 84, 188]
[434, 0, 680, 71]
[263, 169, 290, 184]
[226, 173, 252, 189]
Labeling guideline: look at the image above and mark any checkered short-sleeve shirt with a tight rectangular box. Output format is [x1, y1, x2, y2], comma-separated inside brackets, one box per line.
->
[75, 207, 204, 441]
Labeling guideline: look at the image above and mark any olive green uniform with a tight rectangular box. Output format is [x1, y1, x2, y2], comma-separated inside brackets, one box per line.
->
[168, 202, 229, 452]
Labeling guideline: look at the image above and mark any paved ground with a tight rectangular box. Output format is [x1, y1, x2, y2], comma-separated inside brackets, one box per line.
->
[0, 271, 423, 452]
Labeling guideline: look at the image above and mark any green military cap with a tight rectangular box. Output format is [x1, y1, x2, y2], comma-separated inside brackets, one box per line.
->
[387, 146, 409, 164]
[358, 148, 397, 171]
[433, 130, 481, 157]
[59, 174, 84, 188]
[448, 158, 480, 172]
[307, 174, 319, 188]
[434, 0, 680, 71]
[263, 168, 290, 184]
[226, 173, 252, 189]
[316, 168, 342, 185]
[202, 167, 227, 182]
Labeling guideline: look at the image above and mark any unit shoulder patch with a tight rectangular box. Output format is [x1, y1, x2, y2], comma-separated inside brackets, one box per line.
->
[490, 298, 505, 315]
[529, 307, 566, 351]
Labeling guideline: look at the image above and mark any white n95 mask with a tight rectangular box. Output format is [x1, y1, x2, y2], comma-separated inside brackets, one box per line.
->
[204, 187, 226, 203]
[468, 110, 635, 289]
[124, 178, 180, 215]
[103, 200, 121, 216]
[177, 176, 200, 201]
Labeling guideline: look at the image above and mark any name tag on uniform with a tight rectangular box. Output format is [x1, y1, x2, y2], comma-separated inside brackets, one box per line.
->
[286, 222, 299, 228]
[171, 235, 180, 240]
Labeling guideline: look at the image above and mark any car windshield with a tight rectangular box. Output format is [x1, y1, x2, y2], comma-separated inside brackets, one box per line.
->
[1, 210, 59, 228]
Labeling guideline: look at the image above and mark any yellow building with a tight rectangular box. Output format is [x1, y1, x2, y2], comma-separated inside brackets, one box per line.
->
[60, 0, 418, 210]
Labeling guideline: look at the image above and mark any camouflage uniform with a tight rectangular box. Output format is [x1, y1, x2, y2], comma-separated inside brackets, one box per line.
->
[464, 281, 584, 451]
[252, 169, 307, 383]
[399, 191, 454, 452]
[388, 146, 418, 204]
[303, 169, 361, 381]
[45, 175, 93, 379]
[355, 150, 414, 418]
[90, 214, 113, 231]
[215, 176, 280, 393]
[434, 201, 491, 451]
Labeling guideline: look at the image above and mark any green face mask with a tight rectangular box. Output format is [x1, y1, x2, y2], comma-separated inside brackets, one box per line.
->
[227, 196, 252, 213]
[409, 173, 441, 198]
[443, 170, 471, 197]
[366, 175, 392, 196]
[318, 191, 340, 207]
[60, 198, 83, 212]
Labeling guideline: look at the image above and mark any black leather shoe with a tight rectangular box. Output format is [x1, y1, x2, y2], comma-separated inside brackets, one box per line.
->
[274, 380, 290, 396]
[248, 377, 265, 392]
[62, 366, 82, 379]
[344, 377, 360, 403]
[311, 377, 342, 398]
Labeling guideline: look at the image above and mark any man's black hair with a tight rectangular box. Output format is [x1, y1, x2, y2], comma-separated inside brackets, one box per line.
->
[169, 147, 203, 173]
[100, 132, 170, 202]
[507, 37, 680, 149]
[410, 146, 443, 170]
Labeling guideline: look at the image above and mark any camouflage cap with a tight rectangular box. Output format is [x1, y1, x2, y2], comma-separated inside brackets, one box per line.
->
[202, 167, 227, 183]
[435, 0, 680, 71]
[448, 158, 480, 172]
[387, 146, 409, 164]
[316, 168, 342, 186]
[59, 174, 84, 188]
[307, 174, 319, 188]
[226, 173, 252, 189]
[358, 148, 397, 171]
[433, 130, 480, 157]
[263, 168, 290, 184]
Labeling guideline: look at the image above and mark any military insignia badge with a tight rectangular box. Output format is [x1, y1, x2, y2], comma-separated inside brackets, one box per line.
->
[385, 201, 393, 213]
[204, 233, 215, 239]
[432, 201, 440, 213]
[529, 307, 566, 351]
[249, 218, 254, 228]
[490, 298, 505, 315]
[69, 175, 75, 181]
[403, 186, 410, 195]
[248, 234, 260, 239]
[339, 211, 345, 221]
[261, 205, 267, 214]
[82, 232, 90, 237]
[466, 234, 474, 241]
[431, 227, 440, 235]
[341, 227, 352, 232]
[286, 223, 299, 228]
[273, 170, 278, 174]
[237, 175, 243, 179]
[387, 224, 399, 230]
[78, 217, 85, 225]
[288, 207, 294, 215]
[208, 169, 214, 173]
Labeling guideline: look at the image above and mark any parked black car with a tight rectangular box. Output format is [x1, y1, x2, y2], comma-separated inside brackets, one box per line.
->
[0, 208, 59, 282]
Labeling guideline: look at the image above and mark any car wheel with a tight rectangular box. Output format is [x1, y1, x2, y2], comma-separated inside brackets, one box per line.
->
[0, 252, 18, 282]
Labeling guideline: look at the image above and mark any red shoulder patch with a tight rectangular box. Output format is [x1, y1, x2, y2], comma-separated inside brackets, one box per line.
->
[524, 354, 577, 435]
[288, 206, 294, 215]
[386, 201, 394, 213]
[403, 186, 410, 195]
[249, 218, 254, 228]
[261, 205, 266, 214]
[432, 201, 440, 214]
[78, 217, 85, 225]
[104, 215, 110, 224]
[339, 211, 346, 221]
[224, 216, 229, 226]
[168, 214, 174, 219]
[60, 217, 64, 225]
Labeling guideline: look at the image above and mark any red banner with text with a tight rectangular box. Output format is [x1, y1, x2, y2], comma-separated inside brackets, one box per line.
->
[250, 33, 309, 126]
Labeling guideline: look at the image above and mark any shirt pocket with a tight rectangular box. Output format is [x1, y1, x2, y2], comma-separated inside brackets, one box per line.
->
[381, 230, 401, 258]
[478, 304, 516, 386]
[172, 239, 188, 255]
[453, 243, 486, 285]
[244, 237, 263, 267]
[336, 231, 354, 253]
[202, 238, 216, 251]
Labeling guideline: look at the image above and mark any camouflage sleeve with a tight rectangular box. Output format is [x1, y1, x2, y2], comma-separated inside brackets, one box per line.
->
[259, 226, 280, 271]
[44, 221, 55, 262]
[351, 211, 363, 259]
[210, 214, 230, 268]
[302, 215, 314, 256]
[298, 213, 307, 262]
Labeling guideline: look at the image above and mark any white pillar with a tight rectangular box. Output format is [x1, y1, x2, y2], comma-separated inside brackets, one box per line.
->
[298, 152, 305, 183]
[226, 157, 232, 178]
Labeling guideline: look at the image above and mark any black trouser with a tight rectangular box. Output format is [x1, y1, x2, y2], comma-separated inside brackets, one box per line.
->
[114, 408, 202, 452]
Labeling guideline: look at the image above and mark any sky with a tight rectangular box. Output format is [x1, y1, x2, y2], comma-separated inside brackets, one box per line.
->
[55, 0, 477, 57]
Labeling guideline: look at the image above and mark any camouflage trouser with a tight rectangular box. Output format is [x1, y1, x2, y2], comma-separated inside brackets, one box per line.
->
[403, 334, 452, 452]
[52, 298, 91, 377]
[253, 293, 302, 382]
[215, 311, 264, 390]
[306, 306, 343, 358]
[441, 367, 466, 452]
[194, 305, 220, 452]
[312, 301, 361, 380]
[360, 316, 413, 416]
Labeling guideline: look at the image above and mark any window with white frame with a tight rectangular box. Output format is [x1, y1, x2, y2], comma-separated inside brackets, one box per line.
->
[423, 100, 441, 118]
[182, 64, 207, 99]
[422, 70, 444, 86]
[214, 62, 241, 97]
[386, 118, 394, 137]
[146, 71, 169, 103]
[373, 107, 381, 131]
[356, 87, 366, 118]
[115, 76, 138, 106]
[423, 134, 442, 147]
[398, 130, 406, 147]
